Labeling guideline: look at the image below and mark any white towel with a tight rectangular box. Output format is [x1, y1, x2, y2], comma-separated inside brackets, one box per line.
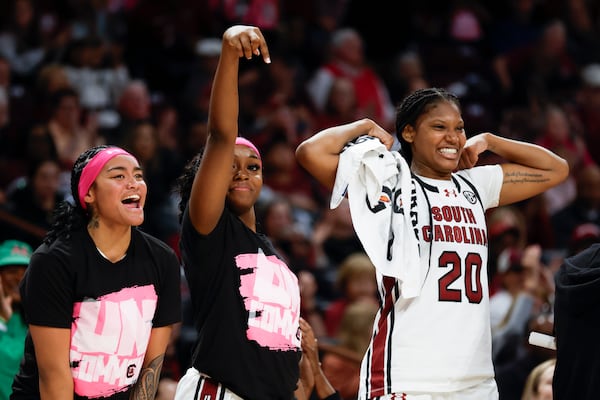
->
[331, 136, 422, 298]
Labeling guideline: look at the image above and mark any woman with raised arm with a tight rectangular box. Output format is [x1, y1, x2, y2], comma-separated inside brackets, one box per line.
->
[296, 87, 568, 400]
[174, 26, 303, 400]
[11, 144, 182, 399]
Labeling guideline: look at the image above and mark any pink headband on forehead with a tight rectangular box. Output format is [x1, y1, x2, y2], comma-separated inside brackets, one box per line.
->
[78, 147, 135, 210]
[235, 137, 261, 159]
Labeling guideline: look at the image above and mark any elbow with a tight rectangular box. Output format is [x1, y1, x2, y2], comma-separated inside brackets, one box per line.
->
[556, 157, 570, 184]
[295, 141, 312, 170]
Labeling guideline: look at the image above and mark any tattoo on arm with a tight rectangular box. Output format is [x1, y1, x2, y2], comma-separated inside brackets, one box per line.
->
[503, 171, 550, 185]
[129, 354, 164, 400]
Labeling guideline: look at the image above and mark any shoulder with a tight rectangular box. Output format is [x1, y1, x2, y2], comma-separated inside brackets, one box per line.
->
[456, 164, 502, 182]
[35, 228, 86, 261]
[134, 229, 177, 256]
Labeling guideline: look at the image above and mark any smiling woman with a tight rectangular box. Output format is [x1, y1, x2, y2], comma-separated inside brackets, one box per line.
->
[173, 26, 307, 400]
[295, 87, 569, 400]
[11, 145, 182, 400]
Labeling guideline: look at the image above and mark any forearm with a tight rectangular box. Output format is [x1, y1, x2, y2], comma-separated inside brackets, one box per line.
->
[482, 133, 569, 205]
[485, 133, 568, 173]
[302, 118, 376, 156]
[129, 354, 164, 400]
[207, 47, 240, 143]
[296, 118, 376, 189]
[39, 369, 74, 399]
[312, 369, 339, 400]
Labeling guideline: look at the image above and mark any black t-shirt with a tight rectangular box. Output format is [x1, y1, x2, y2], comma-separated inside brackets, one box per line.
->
[11, 228, 182, 400]
[180, 207, 301, 400]
[554, 243, 600, 399]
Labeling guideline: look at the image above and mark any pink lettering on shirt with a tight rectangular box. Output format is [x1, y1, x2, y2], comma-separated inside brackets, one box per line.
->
[70, 285, 157, 398]
[236, 250, 301, 350]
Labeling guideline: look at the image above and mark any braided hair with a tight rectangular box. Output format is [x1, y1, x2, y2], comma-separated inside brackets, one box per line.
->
[396, 88, 461, 165]
[44, 145, 109, 245]
[175, 149, 204, 223]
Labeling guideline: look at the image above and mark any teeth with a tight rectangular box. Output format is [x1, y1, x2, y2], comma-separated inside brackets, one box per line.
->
[122, 194, 141, 204]
[439, 148, 457, 154]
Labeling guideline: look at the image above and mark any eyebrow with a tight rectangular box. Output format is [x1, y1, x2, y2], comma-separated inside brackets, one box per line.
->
[106, 165, 144, 172]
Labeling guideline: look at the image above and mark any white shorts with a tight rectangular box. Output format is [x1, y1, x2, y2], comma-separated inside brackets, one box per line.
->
[174, 368, 244, 400]
[375, 378, 499, 400]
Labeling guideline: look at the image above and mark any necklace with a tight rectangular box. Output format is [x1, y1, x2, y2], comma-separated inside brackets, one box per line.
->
[96, 247, 126, 262]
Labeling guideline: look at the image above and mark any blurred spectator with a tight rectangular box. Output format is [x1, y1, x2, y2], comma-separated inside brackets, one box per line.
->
[256, 195, 315, 272]
[564, 0, 600, 66]
[260, 132, 325, 218]
[0, 86, 26, 191]
[492, 19, 579, 108]
[384, 50, 430, 108]
[45, 87, 105, 171]
[1, 158, 64, 248]
[0, 239, 32, 400]
[62, 35, 130, 132]
[551, 164, 600, 250]
[321, 299, 378, 400]
[179, 113, 208, 162]
[491, 245, 554, 366]
[207, 0, 281, 32]
[568, 222, 600, 256]
[534, 103, 596, 215]
[521, 358, 555, 400]
[155, 103, 182, 152]
[297, 269, 327, 340]
[486, 205, 528, 293]
[0, 0, 47, 86]
[494, 308, 555, 400]
[574, 63, 600, 165]
[313, 197, 364, 271]
[181, 38, 221, 122]
[109, 79, 152, 144]
[323, 252, 377, 338]
[33, 63, 71, 120]
[313, 77, 360, 132]
[306, 27, 395, 130]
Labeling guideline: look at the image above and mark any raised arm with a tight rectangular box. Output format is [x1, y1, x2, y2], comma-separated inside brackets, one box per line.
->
[188, 25, 271, 234]
[295, 118, 394, 191]
[459, 132, 569, 206]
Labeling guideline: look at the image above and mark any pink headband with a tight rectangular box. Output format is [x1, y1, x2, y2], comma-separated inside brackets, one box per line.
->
[235, 137, 261, 159]
[78, 147, 135, 210]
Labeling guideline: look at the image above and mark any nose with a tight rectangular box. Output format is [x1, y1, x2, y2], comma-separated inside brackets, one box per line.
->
[234, 168, 248, 180]
[127, 177, 139, 188]
[445, 130, 458, 143]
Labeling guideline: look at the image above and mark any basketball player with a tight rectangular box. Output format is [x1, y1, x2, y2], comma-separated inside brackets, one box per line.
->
[295, 88, 568, 400]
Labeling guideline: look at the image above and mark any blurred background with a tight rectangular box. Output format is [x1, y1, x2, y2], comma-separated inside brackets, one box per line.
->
[0, 1, 599, 399]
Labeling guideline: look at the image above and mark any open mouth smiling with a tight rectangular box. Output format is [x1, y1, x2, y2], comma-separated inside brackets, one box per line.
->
[122, 194, 141, 208]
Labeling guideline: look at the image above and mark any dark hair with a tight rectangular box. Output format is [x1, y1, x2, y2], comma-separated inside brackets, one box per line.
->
[48, 87, 79, 114]
[395, 88, 461, 165]
[44, 145, 110, 244]
[175, 150, 204, 223]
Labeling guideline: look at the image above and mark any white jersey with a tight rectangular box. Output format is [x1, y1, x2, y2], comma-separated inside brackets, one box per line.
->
[358, 165, 503, 398]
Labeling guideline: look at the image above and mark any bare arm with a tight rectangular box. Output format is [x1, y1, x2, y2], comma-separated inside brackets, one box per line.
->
[188, 25, 271, 234]
[29, 325, 74, 399]
[459, 132, 569, 206]
[295, 118, 394, 191]
[129, 326, 173, 400]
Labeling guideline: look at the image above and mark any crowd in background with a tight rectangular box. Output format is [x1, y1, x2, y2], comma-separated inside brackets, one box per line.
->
[0, 0, 600, 399]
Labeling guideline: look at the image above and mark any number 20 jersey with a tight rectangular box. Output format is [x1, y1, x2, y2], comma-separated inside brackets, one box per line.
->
[359, 164, 503, 398]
